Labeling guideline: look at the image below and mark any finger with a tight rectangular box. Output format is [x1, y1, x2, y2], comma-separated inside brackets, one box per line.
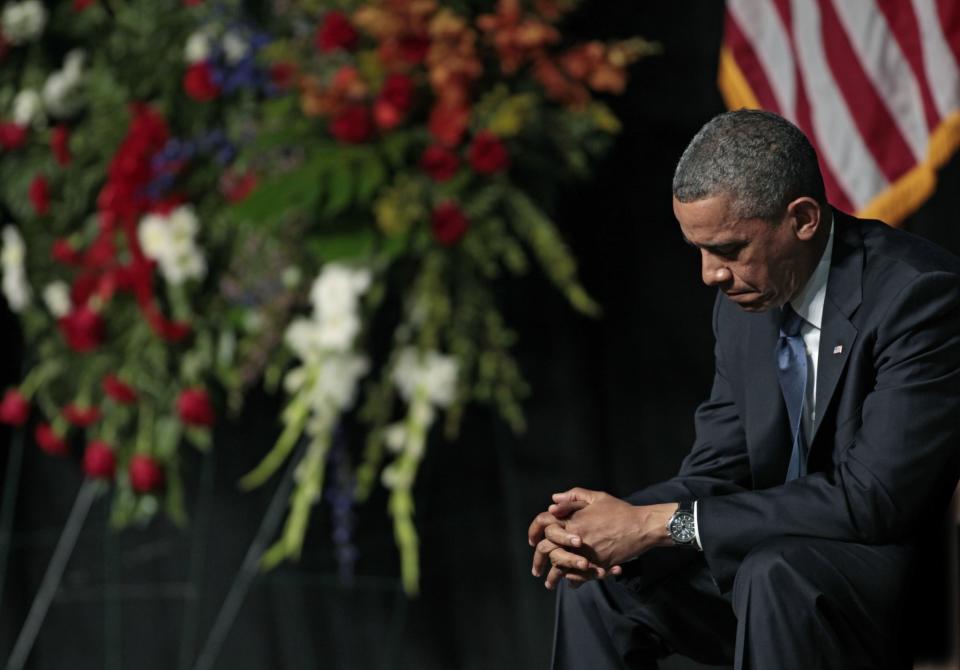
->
[544, 523, 582, 548]
[532, 538, 560, 577]
[552, 487, 596, 505]
[548, 499, 588, 518]
[527, 511, 561, 547]
[610, 565, 623, 576]
[545, 566, 597, 590]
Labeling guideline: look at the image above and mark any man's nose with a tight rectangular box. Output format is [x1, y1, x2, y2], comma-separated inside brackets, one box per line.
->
[701, 251, 731, 287]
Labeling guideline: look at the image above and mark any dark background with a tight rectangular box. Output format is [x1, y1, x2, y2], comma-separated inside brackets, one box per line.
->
[1, 2, 958, 668]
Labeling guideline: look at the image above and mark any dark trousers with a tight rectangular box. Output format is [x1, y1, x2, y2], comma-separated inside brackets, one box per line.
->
[551, 537, 915, 670]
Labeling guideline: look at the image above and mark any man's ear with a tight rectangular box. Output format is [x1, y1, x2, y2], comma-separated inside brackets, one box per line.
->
[787, 197, 822, 241]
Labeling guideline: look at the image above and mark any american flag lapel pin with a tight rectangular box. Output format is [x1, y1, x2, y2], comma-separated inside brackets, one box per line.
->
[833, 345, 843, 355]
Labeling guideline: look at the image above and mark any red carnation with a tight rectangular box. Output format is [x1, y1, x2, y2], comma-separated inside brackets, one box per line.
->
[29, 175, 50, 216]
[58, 305, 106, 352]
[0, 389, 29, 426]
[51, 125, 71, 165]
[431, 202, 470, 246]
[0, 122, 27, 150]
[183, 62, 220, 102]
[176, 388, 215, 427]
[315, 10, 358, 53]
[129, 454, 165, 493]
[83, 441, 117, 480]
[468, 131, 510, 175]
[420, 145, 460, 182]
[330, 105, 373, 144]
[428, 102, 469, 147]
[35, 423, 69, 457]
[72, 0, 95, 11]
[373, 73, 415, 130]
[63, 403, 102, 427]
[103, 375, 137, 404]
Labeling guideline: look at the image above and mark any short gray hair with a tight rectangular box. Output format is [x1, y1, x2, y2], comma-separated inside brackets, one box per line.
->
[672, 110, 826, 221]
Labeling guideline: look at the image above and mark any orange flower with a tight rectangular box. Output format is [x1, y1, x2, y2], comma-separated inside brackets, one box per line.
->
[477, 0, 559, 75]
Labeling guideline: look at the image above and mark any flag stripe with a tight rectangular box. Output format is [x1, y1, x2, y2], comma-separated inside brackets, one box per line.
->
[878, 0, 941, 132]
[727, 0, 796, 118]
[723, 12, 783, 114]
[831, 0, 930, 162]
[914, 0, 960, 120]
[793, 0, 889, 209]
[817, 0, 917, 182]
[936, 0, 960, 72]
[769, 0, 856, 213]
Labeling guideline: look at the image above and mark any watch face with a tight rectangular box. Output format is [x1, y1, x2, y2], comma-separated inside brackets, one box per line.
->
[670, 512, 696, 544]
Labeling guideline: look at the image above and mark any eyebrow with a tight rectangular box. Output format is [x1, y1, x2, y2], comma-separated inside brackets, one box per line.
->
[681, 235, 747, 254]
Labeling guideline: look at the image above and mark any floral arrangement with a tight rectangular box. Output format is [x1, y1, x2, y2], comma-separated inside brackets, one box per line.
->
[0, 0, 652, 594]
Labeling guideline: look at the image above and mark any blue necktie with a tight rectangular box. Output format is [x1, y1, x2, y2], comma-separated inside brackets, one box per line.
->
[776, 305, 808, 481]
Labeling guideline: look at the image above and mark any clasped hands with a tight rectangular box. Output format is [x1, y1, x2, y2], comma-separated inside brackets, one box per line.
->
[527, 487, 679, 589]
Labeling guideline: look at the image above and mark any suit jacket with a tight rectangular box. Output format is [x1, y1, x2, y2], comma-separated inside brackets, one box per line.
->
[627, 209, 960, 593]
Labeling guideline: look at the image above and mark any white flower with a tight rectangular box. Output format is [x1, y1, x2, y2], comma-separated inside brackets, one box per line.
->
[313, 353, 369, 410]
[42, 50, 86, 119]
[315, 310, 361, 352]
[136, 206, 206, 285]
[1, 1, 47, 45]
[184, 31, 213, 64]
[384, 423, 408, 453]
[284, 318, 324, 362]
[12, 89, 43, 127]
[222, 31, 248, 65]
[42, 280, 70, 317]
[381, 463, 414, 490]
[1, 226, 30, 312]
[392, 348, 459, 407]
[309, 263, 371, 319]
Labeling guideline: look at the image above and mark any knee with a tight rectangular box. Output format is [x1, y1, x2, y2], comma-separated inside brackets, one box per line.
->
[732, 538, 816, 610]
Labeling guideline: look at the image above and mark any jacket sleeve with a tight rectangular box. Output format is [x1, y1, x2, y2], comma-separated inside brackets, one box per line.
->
[697, 272, 960, 592]
[626, 293, 753, 506]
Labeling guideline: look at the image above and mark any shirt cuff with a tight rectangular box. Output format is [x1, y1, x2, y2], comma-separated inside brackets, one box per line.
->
[693, 500, 703, 551]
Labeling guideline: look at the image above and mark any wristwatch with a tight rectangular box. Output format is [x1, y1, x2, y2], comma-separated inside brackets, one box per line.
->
[666, 501, 696, 546]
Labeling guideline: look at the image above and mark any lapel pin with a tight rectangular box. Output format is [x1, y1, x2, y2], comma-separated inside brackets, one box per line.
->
[833, 345, 843, 355]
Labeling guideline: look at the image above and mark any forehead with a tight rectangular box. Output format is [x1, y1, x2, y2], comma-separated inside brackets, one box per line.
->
[672, 195, 760, 245]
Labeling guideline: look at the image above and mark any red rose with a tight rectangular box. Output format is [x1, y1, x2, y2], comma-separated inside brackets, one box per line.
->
[222, 171, 258, 203]
[420, 145, 460, 182]
[0, 122, 27, 150]
[315, 10, 358, 53]
[269, 62, 297, 89]
[35, 423, 69, 456]
[468, 131, 510, 174]
[52, 238, 81, 265]
[29, 175, 50, 216]
[83, 441, 117, 480]
[0, 389, 29, 426]
[129, 454, 165, 493]
[72, 0, 95, 11]
[428, 102, 470, 147]
[51, 125, 71, 165]
[63, 403, 102, 427]
[176, 388, 215, 427]
[183, 62, 220, 102]
[431, 202, 470, 246]
[374, 73, 415, 130]
[103, 375, 138, 404]
[330, 105, 373, 144]
[397, 34, 430, 64]
[58, 305, 106, 352]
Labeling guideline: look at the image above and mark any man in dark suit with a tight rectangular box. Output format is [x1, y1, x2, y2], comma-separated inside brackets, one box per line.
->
[528, 110, 960, 669]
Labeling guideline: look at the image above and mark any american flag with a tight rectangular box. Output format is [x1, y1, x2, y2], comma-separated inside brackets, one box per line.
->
[720, 0, 960, 225]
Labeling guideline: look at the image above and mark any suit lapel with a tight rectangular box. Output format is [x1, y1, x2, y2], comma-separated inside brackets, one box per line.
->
[810, 211, 863, 445]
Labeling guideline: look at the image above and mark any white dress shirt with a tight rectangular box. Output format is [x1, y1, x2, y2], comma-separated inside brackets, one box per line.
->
[691, 218, 835, 550]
